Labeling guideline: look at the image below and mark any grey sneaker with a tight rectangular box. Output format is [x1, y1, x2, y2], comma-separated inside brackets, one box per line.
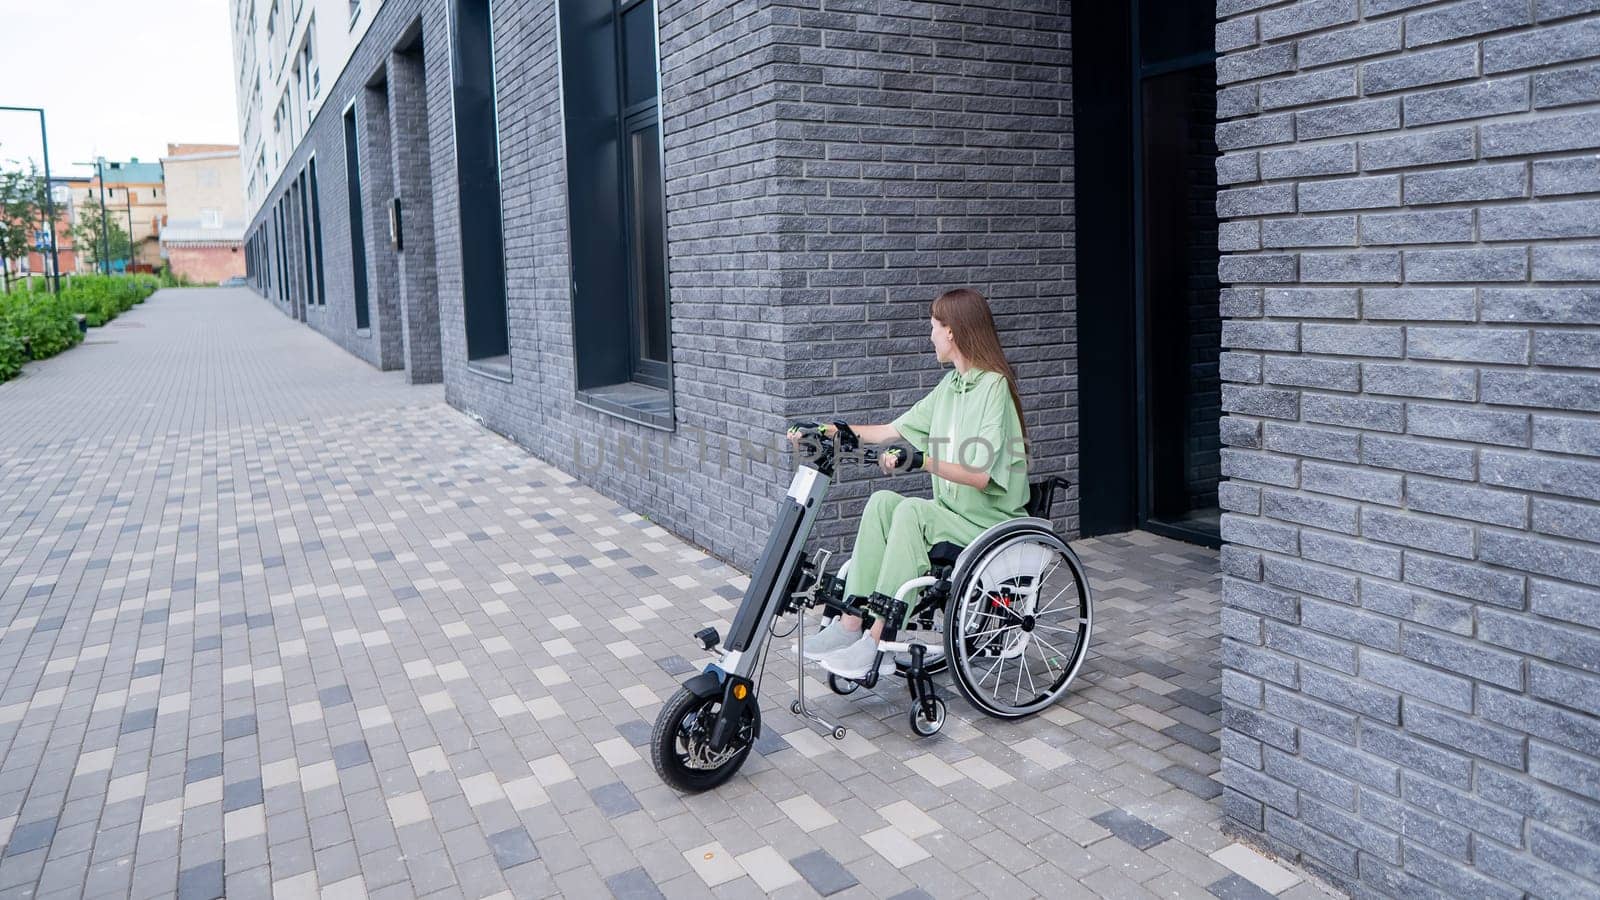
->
[818, 634, 895, 680]
[800, 619, 862, 661]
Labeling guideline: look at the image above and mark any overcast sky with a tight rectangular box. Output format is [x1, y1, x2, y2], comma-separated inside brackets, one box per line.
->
[0, 0, 239, 178]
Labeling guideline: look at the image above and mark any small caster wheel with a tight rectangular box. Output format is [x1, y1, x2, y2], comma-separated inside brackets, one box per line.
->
[828, 673, 859, 696]
[910, 697, 946, 737]
[831, 726, 847, 740]
[789, 700, 802, 715]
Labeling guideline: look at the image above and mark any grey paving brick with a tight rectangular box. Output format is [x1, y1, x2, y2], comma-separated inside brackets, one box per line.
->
[176, 860, 224, 900]
[790, 849, 859, 896]
[606, 866, 666, 900]
[488, 828, 539, 870]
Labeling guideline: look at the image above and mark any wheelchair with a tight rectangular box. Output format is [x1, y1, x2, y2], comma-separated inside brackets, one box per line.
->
[650, 423, 1094, 793]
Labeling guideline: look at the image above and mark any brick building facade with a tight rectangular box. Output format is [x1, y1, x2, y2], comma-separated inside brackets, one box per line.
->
[160, 144, 247, 283]
[238, 2, 1600, 895]
[1211, 1, 1600, 896]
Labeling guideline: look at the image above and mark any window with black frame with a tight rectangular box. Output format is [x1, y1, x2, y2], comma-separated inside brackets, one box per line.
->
[308, 157, 327, 306]
[343, 106, 370, 329]
[560, 0, 671, 418]
[297, 170, 318, 305]
[450, 0, 511, 367]
[274, 199, 289, 303]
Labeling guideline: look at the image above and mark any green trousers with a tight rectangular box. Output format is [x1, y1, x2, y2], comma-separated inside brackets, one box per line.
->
[842, 490, 988, 622]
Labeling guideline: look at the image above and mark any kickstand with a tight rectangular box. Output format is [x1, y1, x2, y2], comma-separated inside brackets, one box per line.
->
[790, 610, 848, 740]
[785, 552, 847, 741]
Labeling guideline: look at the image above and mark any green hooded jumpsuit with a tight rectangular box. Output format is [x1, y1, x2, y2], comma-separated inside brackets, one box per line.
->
[841, 367, 1030, 618]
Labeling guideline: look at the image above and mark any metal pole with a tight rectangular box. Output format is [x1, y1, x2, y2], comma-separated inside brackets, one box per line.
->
[37, 110, 61, 293]
[125, 189, 134, 273]
[96, 158, 110, 275]
[0, 106, 64, 292]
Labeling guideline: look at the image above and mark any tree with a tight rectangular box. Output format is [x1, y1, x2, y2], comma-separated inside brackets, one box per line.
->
[72, 196, 131, 273]
[0, 162, 46, 292]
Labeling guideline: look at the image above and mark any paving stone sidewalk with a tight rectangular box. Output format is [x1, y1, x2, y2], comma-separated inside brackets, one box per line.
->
[0, 289, 1338, 899]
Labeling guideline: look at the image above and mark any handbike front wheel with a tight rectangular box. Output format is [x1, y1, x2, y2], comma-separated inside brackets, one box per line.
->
[651, 686, 759, 793]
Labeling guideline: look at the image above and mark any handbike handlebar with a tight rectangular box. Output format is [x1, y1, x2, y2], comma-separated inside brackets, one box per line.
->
[786, 421, 923, 476]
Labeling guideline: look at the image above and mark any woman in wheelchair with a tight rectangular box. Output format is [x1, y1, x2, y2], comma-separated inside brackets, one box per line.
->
[798, 288, 1032, 680]
[650, 288, 1091, 789]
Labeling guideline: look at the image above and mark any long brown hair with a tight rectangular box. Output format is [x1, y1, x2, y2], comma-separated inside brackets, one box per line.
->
[931, 288, 1027, 443]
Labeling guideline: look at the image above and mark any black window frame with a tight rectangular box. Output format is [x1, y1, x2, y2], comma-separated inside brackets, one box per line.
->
[558, 0, 673, 427]
[274, 198, 289, 303]
[449, 0, 512, 370]
[343, 103, 371, 330]
[297, 168, 317, 306]
[308, 156, 327, 306]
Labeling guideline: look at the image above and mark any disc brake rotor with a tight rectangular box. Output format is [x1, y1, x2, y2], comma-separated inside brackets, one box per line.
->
[678, 705, 746, 770]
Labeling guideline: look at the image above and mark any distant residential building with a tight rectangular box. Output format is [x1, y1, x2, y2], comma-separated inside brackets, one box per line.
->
[77, 158, 166, 272]
[20, 177, 88, 278]
[160, 144, 246, 283]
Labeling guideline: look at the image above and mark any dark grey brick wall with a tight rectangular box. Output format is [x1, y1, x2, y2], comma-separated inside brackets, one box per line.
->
[249, 0, 1076, 573]
[247, 2, 435, 368]
[389, 43, 443, 384]
[1214, 1, 1600, 895]
[360, 77, 406, 371]
[766, 3, 1077, 554]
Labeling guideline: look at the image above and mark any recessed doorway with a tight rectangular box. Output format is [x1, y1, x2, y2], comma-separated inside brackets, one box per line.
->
[1073, 0, 1222, 547]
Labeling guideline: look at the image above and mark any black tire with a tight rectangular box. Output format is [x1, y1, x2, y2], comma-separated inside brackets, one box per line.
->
[651, 686, 758, 793]
[828, 673, 859, 695]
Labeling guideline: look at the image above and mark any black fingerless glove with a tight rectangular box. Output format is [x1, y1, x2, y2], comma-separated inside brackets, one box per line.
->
[883, 445, 925, 473]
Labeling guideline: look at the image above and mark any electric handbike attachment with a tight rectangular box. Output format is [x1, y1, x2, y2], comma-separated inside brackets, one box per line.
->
[650, 421, 1095, 793]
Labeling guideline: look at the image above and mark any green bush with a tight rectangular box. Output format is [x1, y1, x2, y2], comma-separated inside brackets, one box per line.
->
[0, 290, 81, 360]
[0, 320, 23, 383]
[54, 274, 158, 326]
[0, 275, 155, 380]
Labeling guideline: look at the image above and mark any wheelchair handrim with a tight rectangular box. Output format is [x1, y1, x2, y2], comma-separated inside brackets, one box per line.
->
[945, 531, 1092, 718]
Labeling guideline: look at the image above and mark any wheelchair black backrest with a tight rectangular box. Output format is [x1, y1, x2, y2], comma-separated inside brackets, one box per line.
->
[1026, 475, 1072, 519]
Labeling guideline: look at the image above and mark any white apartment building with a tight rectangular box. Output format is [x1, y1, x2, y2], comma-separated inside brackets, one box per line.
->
[229, 0, 383, 220]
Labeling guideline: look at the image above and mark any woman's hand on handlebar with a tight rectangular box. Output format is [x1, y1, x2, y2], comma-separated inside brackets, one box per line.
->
[785, 421, 835, 452]
[879, 445, 924, 475]
[879, 448, 901, 475]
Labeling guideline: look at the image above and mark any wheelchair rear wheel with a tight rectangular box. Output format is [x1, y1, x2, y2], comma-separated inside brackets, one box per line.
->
[944, 529, 1092, 718]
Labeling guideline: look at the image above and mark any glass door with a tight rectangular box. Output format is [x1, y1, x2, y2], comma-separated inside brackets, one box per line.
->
[1139, 64, 1222, 540]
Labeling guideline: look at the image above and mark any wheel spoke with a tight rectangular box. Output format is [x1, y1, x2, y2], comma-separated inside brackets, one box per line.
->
[988, 654, 1008, 698]
[1035, 581, 1071, 616]
[976, 651, 1005, 689]
[1032, 559, 1061, 601]
[962, 624, 1015, 642]
[1030, 632, 1072, 671]
[1027, 635, 1062, 680]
